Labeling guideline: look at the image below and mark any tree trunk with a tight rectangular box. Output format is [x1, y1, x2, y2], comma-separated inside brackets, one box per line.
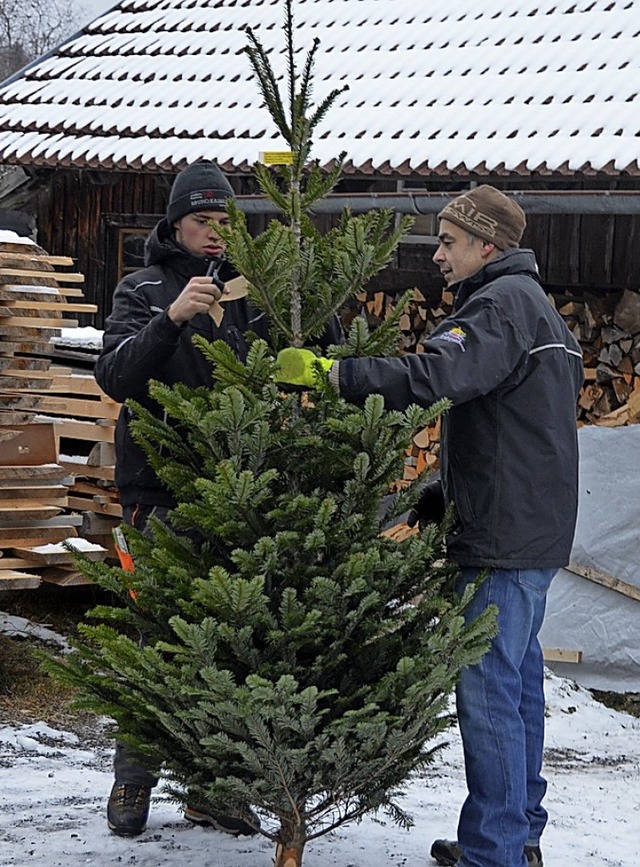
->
[274, 839, 306, 867]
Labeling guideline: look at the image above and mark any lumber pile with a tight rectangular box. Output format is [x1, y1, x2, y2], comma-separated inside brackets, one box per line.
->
[0, 230, 118, 589]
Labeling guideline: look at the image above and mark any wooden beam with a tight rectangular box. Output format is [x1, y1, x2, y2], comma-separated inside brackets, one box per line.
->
[542, 648, 583, 664]
[565, 561, 640, 603]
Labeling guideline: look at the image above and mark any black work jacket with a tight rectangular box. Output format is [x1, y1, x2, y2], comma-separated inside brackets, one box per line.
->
[338, 249, 584, 569]
[96, 220, 342, 507]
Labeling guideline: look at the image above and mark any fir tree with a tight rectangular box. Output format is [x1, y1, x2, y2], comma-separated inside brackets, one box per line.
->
[45, 3, 496, 865]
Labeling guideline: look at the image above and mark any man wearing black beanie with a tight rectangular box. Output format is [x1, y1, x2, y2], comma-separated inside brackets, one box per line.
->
[96, 160, 343, 839]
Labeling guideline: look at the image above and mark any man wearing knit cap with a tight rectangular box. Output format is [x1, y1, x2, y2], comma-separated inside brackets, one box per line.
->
[96, 160, 342, 839]
[275, 185, 584, 867]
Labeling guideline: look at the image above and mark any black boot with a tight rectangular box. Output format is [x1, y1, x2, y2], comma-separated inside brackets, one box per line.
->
[107, 783, 152, 836]
[430, 838, 543, 866]
[184, 802, 260, 836]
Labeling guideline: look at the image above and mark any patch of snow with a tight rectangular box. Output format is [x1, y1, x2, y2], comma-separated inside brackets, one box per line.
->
[0, 671, 637, 866]
[0, 229, 36, 245]
[0, 612, 70, 651]
[28, 539, 106, 554]
[53, 327, 103, 350]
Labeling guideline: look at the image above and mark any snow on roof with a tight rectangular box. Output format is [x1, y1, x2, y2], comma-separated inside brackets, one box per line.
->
[0, 0, 638, 177]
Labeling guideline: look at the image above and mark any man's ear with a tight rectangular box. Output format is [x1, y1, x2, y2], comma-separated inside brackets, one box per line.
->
[480, 241, 497, 259]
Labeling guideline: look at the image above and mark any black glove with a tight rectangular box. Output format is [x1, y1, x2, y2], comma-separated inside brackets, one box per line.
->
[407, 478, 446, 530]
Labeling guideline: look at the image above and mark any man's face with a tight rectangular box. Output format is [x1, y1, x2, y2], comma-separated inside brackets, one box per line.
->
[173, 210, 230, 258]
[432, 218, 495, 286]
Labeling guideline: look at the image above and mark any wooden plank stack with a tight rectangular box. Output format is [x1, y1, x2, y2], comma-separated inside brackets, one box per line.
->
[0, 230, 119, 589]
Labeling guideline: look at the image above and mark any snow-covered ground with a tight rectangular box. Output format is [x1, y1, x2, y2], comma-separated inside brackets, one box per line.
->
[1, 635, 638, 867]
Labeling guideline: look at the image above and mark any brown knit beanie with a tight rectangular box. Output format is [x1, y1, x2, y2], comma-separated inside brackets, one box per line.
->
[437, 185, 526, 250]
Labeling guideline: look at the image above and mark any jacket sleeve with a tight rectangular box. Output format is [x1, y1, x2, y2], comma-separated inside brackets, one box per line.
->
[338, 295, 530, 411]
[95, 277, 186, 404]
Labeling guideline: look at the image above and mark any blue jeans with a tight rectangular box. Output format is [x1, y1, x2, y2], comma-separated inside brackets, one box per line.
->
[455, 567, 556, 867]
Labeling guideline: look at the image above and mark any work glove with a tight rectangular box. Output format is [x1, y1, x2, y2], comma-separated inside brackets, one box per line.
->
[407, 478, 446, 530]
[275, 347, 333, 389]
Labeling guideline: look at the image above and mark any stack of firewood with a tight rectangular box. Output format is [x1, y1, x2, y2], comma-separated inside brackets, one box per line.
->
[554, 288, 640, 427]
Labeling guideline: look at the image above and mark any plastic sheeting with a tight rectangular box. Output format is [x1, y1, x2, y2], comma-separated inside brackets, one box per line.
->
[539, 424, 640, 692]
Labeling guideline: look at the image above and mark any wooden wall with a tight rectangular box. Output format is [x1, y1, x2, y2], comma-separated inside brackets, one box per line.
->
[25, 169, 640, 328]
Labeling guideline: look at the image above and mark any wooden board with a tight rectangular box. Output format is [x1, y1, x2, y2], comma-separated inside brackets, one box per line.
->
[33, 374, 105, 396]
[11, 544, 107, 566]
[0, 557, 41, 569]
[41, 567, 93, 587]
[0, 284, 84, 297]
[36, 396, 120, 420]
[0, 464, 68, 481]
[0, 316, 78, 329]
[0, 412, 36, 425]
[0, 241, 47, 255]
[0, 252, 74, 267]
[0, 528, 78, 546]
[47, 418, 115, 443]
[1, 300, 96, 313]
[0, 424, 57, 466]
[0, 357, 54, 371]
[0, 569, 41, 590]
[0, 504, 63, 521]
[542, 648, 583, 664]
[67, 495, 121, 518]
[565, 561, 640, 603]
[61, 461, 115, 482]
[0, 268, 84, 283]
[0, 341, 56, 356]
[0, 485, 68, 504]
[1, 326, 62, 338]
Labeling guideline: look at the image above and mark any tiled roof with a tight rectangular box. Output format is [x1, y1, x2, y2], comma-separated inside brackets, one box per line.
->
[0, 0, 638, 176]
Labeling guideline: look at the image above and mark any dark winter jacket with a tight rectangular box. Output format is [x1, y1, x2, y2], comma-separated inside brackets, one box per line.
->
[96, 219, 342, 508]
[338, 249, 584, 569]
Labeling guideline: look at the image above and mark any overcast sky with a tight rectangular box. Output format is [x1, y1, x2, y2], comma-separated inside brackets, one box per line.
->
[78, 0, 117, 24]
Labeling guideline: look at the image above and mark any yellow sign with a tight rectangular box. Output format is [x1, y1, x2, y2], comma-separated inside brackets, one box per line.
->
[259, 151, 294, 165]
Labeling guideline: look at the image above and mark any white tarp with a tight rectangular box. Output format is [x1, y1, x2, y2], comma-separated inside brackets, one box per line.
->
[540, 424, 640, 691]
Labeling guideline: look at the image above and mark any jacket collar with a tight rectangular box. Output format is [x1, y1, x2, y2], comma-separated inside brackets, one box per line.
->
[454, 248, 540, 308]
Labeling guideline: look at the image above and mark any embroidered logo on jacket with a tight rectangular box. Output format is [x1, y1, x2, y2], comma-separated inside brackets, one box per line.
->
[434, 326, 467, 351]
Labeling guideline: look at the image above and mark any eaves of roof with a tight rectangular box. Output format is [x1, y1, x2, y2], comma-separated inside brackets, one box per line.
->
[0, 0, 639, 178]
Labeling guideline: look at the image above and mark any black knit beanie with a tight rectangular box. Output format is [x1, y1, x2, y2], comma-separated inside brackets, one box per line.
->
[167, 161, 235, 224]
[438, 185, 526, 250]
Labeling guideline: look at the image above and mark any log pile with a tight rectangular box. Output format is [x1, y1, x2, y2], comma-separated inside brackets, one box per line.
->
[0, 231, 119, 589]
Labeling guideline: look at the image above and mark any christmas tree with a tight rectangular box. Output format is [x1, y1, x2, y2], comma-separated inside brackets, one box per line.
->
[46, 3, 496, 865]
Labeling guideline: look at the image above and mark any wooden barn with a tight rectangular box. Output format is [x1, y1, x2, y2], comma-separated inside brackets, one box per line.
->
[0, 0, 639, 416]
